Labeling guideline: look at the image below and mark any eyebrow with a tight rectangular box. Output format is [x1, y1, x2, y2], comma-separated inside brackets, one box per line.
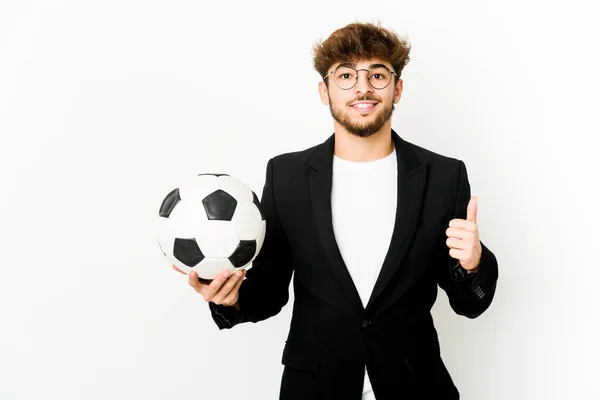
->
[337, 62, 389, 69]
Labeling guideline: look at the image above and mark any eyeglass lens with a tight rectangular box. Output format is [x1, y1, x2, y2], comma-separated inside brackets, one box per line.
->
[333, 66, 393, 90]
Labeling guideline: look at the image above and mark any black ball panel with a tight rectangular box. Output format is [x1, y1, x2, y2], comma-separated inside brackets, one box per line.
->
[173, 238, 205, 266]
[159, 188, 181, 218]
[229, 240, 256, 268]
[202, 189, 237, 221]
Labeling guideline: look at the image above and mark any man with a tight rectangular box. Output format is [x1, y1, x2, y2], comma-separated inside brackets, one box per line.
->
[174, 21, 498, 399]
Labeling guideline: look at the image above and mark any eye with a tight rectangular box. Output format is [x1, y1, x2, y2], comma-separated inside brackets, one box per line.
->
[335, 67, 356, 81]
[369, 68, 390, 80]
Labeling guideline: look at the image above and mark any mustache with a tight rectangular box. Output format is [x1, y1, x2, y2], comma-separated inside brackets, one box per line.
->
[347, 94, 381, 105]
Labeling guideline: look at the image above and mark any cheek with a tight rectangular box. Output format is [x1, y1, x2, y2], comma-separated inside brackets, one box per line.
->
[385, 89, 398, 103]
[328, 88, 353, 104]
[328, 96, 345, 109]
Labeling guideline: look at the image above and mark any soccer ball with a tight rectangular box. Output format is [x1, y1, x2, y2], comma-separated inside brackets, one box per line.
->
[157, 173, 266, 282]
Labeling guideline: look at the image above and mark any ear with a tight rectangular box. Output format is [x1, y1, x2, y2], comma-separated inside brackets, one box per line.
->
[394, 78, 403, 104]
[318, 81, 330, 105]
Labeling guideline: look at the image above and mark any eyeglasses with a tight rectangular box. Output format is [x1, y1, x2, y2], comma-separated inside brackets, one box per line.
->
[323, 64, 399, 90]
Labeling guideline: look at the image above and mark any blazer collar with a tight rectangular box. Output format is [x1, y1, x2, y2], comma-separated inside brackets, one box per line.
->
[308, 129, 421, 173]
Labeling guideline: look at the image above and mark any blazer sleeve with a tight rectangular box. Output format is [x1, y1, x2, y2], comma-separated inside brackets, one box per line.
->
[436, 159, 499, 318]
[208, 157, 294, 329]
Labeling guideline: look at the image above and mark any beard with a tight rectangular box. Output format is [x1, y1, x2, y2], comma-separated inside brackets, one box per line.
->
[329, 94, 395, 138]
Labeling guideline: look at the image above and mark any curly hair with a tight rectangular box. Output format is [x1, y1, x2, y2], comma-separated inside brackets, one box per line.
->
[312, 21, 411, 82]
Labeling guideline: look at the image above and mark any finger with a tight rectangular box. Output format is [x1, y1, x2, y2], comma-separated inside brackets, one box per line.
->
[449, 248, 466, 260]
[203, 270, 233, 300]
[446, 226, 469, 240]
[212, 269, 245, 304]
[222, 273, 245, 305]
[448, 219, 477, 232]
[233, 269, 246, 291]
[223, 269, 246, 305]
[446, 237, 464, 250]
[467, 196, 478, 223]
[447, 227, 479, 245]
[188, 270, 209, 292]
[172, 265, 186, 274]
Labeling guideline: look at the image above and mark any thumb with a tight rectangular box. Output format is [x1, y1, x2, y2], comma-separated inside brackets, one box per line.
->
[467, 196, 478, 222]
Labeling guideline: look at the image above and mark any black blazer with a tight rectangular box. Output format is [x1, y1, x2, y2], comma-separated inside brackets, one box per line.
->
[209, 130, 499, 400]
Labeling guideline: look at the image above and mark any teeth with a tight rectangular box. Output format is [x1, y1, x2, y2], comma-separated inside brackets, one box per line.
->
[355, 103, 373, 108]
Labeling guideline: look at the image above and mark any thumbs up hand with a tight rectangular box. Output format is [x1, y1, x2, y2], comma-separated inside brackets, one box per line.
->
[446, 196, 483, 273]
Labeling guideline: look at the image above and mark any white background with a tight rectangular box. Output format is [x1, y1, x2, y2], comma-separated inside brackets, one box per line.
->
[1, 0, 599, 399]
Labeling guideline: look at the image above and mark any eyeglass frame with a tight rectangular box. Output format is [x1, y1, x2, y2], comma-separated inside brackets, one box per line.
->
[322, 63, 400, 90]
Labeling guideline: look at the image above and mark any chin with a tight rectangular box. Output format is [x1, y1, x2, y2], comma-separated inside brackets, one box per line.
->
[330, 104, 394, 138]
[348, 127, 381, 138]
[345, 115, 388, 138]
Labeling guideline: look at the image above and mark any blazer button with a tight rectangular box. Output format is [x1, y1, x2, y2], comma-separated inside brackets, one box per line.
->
[361, 320, 371, 328]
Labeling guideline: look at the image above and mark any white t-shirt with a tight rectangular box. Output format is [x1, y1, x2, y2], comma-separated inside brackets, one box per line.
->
[331, 148, 398, 399]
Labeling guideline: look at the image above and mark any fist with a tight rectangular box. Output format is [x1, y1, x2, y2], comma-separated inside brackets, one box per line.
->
[445, 196, 482, 272]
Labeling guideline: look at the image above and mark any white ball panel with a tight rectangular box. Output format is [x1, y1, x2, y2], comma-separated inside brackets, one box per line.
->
[196, 221, 240, 258]
[167, 199, 208, 238]
[194, 258, 235, 280]
[157, 218, 175, 257]
[167, 255, 193, 274]
[231, 201, 263, 240]
[217, 175, 253, 202]
[179, 175, 219, 201]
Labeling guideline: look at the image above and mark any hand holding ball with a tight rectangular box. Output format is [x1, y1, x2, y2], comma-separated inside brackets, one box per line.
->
[157, 173, 266, 283]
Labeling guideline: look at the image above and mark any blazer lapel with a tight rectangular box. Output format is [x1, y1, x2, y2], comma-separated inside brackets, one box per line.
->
[308, 134, 364, 315]
[307, 130, 428, 315]
[365, 131, 428, 310]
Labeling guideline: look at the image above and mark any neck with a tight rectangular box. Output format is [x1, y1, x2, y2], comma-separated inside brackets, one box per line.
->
[333, 121, 395, 162]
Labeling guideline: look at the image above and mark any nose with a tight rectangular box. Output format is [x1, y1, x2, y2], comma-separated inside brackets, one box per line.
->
[353, 69, 372, 95]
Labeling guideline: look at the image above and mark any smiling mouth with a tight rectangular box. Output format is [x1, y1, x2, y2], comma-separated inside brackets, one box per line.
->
[351, 102, 378, 113]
